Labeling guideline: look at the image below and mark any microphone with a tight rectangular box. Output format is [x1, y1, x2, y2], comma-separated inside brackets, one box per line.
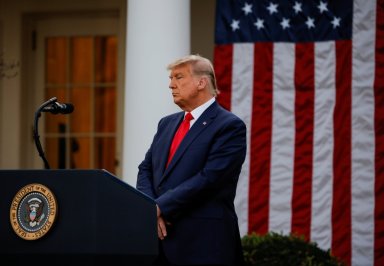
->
[42, 102, 74, 114]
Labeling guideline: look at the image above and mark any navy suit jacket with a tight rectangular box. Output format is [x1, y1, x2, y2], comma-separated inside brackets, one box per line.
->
[137, 101, 246, 265]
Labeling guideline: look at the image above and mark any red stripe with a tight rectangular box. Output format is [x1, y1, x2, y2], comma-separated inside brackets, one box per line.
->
[332, 40, 352, 265]
[291, 43, 315, 240]
[248, 43, 273, 234]
[214, 44, 233, 111]
[375, 0, 384, 265]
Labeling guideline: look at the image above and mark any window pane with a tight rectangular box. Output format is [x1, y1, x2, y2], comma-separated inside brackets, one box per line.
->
[95, 36, 117, 83]
[70, 137, 90, 169]
[45, 37, 67, 84]
[95, 87, 116, 133]
[70, 87, 91, 133]
[71, 37, 93, 84]
[94, 137, 116, 173]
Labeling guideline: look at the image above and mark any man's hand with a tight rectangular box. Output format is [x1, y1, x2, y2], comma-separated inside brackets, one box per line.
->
[156, 205, 167, 240]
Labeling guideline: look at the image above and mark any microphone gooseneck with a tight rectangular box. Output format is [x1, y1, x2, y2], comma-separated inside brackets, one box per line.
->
[33, 97, 75, 169]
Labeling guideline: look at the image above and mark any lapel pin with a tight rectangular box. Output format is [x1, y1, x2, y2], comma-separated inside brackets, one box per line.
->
[203, 121, 207, 125]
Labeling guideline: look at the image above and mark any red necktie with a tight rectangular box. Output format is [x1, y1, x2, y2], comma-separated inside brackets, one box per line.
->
[167, 112, 194, 167]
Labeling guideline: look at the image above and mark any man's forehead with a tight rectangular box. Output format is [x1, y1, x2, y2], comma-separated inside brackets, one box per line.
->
[170, 64, 191, 75]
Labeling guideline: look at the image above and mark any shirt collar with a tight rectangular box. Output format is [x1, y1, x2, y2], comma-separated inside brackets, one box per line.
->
[186, 97, 215, 126]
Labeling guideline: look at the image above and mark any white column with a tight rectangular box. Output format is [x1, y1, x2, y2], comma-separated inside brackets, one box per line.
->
[122, 0, 190, 185]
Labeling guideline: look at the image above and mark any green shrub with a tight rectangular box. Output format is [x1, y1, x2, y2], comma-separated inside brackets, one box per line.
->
[241, 232, 345, 266]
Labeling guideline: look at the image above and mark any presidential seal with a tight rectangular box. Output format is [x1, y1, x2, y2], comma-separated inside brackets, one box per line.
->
[10, 183, 58, 240]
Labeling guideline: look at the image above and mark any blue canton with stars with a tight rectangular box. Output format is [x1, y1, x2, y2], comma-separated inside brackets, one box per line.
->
[215, 0, 353, 44]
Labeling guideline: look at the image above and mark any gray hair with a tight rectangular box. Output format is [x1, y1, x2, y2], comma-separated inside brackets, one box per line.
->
[167, 54, 219, 97]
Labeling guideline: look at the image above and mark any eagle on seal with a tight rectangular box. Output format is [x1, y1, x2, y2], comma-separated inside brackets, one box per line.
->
[25, 197, 45, 227]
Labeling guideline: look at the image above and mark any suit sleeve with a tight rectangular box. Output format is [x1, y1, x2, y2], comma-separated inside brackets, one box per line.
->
[136, 120, 163, 199]
[156, 116, 247, 220]
[136, 144, 156, 199]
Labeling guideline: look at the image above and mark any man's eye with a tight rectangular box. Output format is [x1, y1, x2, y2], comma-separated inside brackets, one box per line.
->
[176, 75, 183, 79]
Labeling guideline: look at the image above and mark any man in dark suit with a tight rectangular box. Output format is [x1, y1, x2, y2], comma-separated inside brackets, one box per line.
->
[136, 55, 246, 266]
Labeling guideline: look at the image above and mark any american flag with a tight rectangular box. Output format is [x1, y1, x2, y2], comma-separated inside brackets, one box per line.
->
[213, 0, 384, 265]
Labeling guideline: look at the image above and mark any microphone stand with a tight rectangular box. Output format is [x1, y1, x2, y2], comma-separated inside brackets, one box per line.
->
[33, 97, 57, 169]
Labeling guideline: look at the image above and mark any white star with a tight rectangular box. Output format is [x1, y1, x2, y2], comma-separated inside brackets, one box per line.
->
[318, 1, 328, 13]
[266, 2, 278, 15]
[242, 3, 253, 15]
[231, 19, 240, 31]
[254, 18, 265, 30]
[331, 17, 341, 28]
[293, 2, 302, 14]
[280, 18, 290, 29]
[306, 17, 315, 29]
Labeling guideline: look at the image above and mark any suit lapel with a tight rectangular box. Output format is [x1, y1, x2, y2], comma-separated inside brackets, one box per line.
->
[161, 102, 219, 181]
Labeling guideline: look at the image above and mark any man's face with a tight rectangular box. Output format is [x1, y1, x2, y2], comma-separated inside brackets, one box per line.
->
[168, 64, 199, 111]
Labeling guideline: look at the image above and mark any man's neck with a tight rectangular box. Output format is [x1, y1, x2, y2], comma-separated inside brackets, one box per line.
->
[183, 95, 214, 112]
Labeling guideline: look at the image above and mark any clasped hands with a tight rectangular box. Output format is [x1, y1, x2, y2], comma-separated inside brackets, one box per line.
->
[157, 204, 170, 240]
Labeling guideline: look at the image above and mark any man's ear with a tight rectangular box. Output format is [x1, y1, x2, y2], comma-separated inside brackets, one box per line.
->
[197, 77, 208, 90]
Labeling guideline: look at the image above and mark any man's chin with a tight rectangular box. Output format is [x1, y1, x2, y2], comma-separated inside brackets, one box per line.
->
[173, 97, 180, 104]
[173, 99, 184, 109]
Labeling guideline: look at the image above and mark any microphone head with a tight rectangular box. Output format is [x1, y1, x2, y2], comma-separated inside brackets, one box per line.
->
[62, 103, 74, 114]
[41, 100, 74, 114]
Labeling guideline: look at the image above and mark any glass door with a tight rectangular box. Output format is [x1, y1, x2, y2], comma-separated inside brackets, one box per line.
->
[32, 16, 120, 174]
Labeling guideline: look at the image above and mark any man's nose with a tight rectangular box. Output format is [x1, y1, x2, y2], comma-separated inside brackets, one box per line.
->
[169, 79, 175, 89]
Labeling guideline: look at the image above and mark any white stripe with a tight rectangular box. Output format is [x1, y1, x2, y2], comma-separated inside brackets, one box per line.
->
[231, 43, 254, 236]
[351, 0, 376, 265]
[269, 43, 295, 235]
[311, 41, 335, 251]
